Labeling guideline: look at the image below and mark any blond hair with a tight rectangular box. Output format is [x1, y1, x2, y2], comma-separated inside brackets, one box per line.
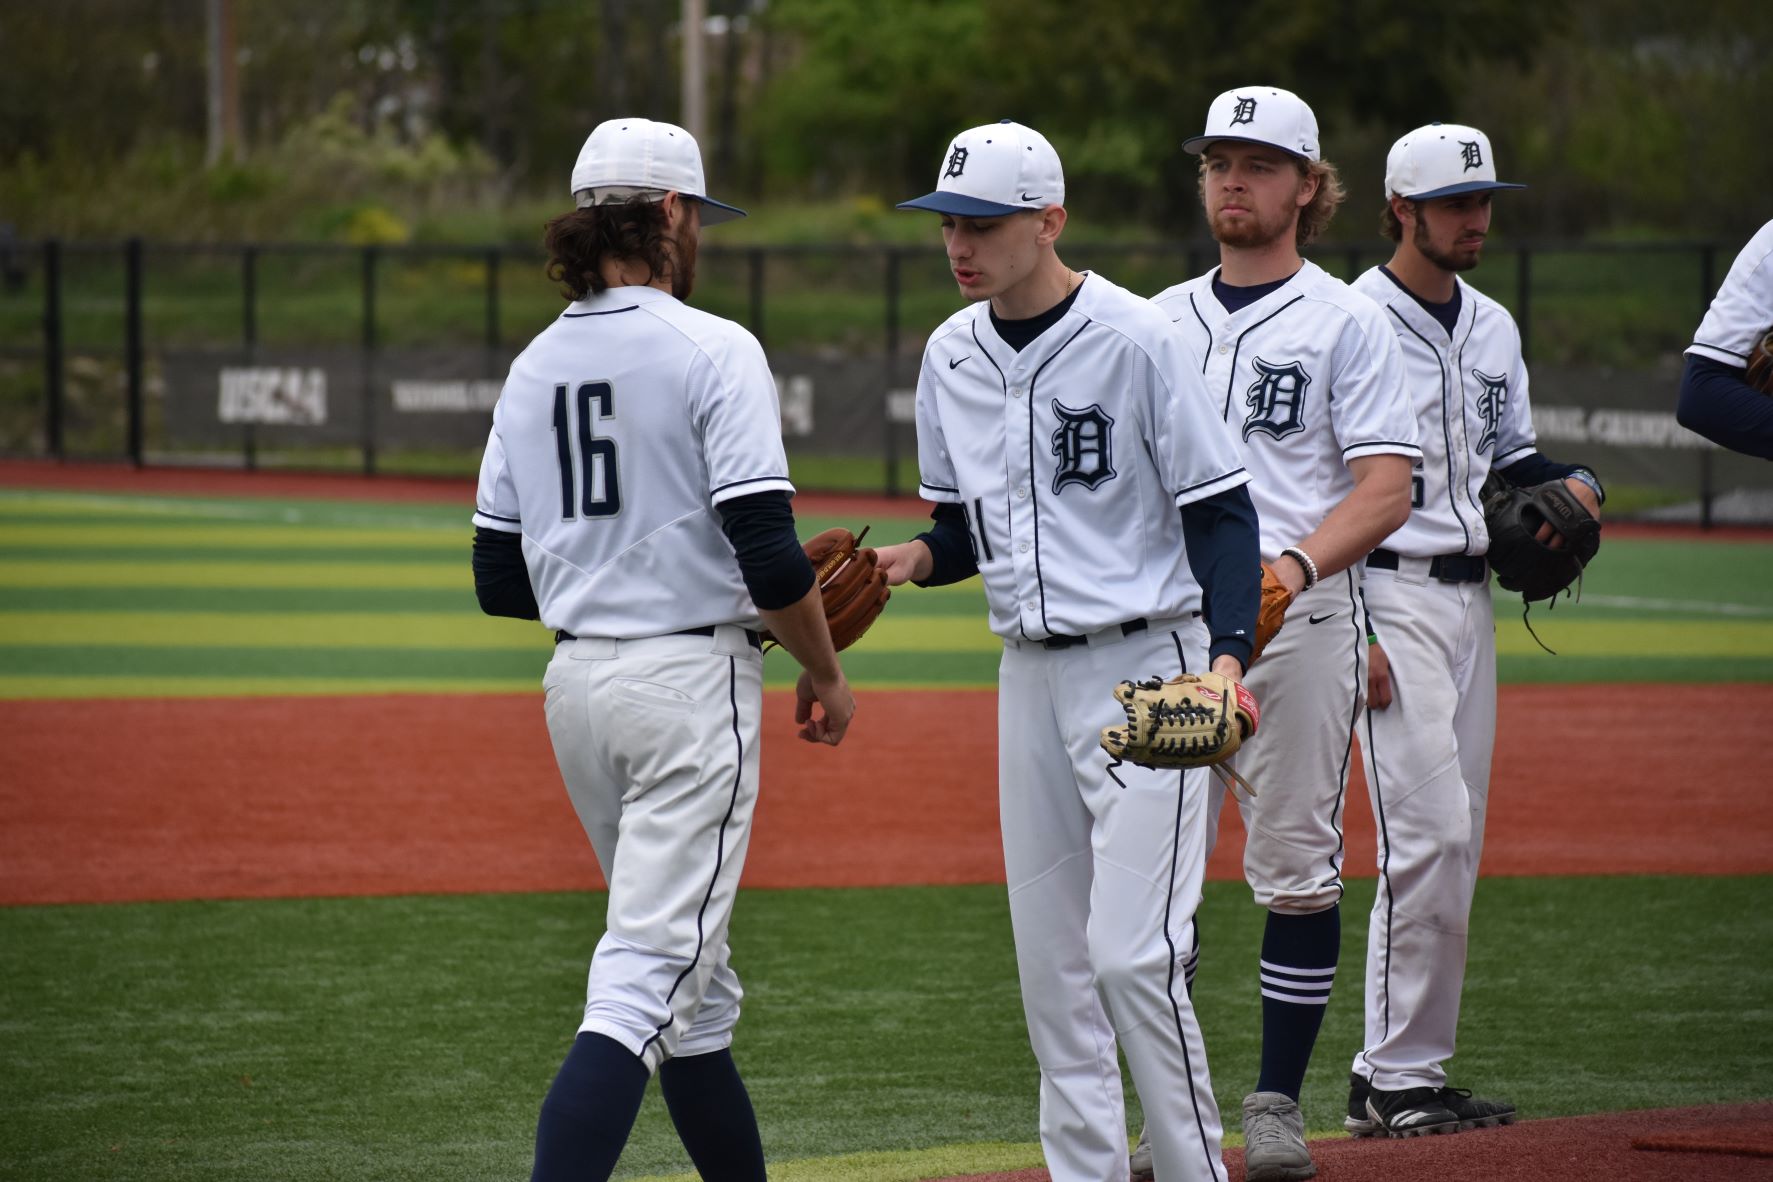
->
[1297, 159, 1345, 248]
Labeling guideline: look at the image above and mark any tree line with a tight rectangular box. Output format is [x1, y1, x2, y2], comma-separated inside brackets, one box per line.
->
[2, 0, 1767, 243]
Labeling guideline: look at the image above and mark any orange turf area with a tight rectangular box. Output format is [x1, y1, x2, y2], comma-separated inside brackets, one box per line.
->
[3, 685, 1770, 905]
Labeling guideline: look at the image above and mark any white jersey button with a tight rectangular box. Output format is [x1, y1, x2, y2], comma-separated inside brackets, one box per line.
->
[1016, 485, 1027, 499]
[1019, 541, 1031, 553]
[1218, 344, 1230, 355]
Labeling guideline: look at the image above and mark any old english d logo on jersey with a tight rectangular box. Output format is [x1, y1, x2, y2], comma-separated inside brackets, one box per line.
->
[1472, 369, 1509, 453]
[1242, 357, 1311, 442]
[944, 145, 969, 178]
[1049, 400, 1116, 494]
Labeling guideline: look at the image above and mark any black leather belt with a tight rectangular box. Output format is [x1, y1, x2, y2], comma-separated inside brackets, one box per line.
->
[1041, 618, 1150, 650]
[555, 625, 763, 650]
[1367, 548, 1488, 584]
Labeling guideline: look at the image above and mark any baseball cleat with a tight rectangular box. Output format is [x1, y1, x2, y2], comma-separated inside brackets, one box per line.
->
[1438, 1086, 1517, 1130]
[1363, 1085, 1462, 1138]
[1242, 1091, 1317, 1180]
[1344, 1072, 1380, 1137]
[1129, 1123, 1153, 1180]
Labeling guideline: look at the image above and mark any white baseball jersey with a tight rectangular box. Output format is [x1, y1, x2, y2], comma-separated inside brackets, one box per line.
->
[914, 272, 1251, 641]
[473, 285, 792, 638]
[1689, 219, 1773, 369]
[1151, 261, 1421, 557]
[1351, 267, 1537, 558]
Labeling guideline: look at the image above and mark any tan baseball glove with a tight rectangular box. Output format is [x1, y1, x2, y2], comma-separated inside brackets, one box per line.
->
[1098, 671, 1261, 798]
[1249, 561, 1295, 667]
[763, 526, 890, 652]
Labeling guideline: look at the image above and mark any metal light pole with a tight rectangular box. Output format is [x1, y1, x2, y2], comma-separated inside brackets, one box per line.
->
[680, 0, 707, 144]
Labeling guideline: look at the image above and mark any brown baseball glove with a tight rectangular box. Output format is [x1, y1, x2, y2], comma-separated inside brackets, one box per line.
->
[1747, 325, 1773, 394]
[763, 526, 889, 652]
[1249, 561, 1295, 667]
[1098, 671, 1261, 798]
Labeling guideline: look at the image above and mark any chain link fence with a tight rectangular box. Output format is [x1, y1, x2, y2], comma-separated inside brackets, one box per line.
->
[0, 235, 1763, 521]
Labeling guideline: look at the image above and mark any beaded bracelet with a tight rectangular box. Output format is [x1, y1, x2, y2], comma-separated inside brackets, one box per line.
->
[1280, 545, 1319, 590]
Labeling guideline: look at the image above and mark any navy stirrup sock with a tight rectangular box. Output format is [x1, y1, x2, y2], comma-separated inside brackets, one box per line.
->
[659, 1048, 767, 1182]
[530, 1033, 650, 1182]
[1255, 905, 1340, 1100]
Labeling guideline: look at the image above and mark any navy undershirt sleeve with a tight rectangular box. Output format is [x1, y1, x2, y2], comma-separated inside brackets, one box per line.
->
[1677, 353, 1773, 460]
[472, 526, 539, 620]
[1179, 484, 1261, 670]
[717, 490, 816, 611]
[1497, 452, 1583, 487]
[913, 500, 980, 587]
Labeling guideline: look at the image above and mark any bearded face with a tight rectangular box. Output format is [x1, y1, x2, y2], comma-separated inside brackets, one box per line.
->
[1410, 193, 1492, 273]
[669, 199, 701, 301]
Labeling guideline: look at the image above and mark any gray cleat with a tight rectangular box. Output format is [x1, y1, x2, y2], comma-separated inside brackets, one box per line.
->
[1242, 1091, 1317, 1181]
[1129, 1123, 1153, 1180]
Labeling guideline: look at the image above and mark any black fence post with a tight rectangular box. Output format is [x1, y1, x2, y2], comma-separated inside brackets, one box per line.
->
[883, 247, 902, 498]
[242, 245, 258, 470]
[748, 248, 766, 349]
[361, 245, 378, 476]
[125, 237, 144, 467]
[1344, 244, 1362, 282]
[1516, 246, 1533, 363]
[484, 246, 500, 353]
[43, 240, 63, 460]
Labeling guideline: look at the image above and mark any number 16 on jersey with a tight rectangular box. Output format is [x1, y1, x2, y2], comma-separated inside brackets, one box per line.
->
[552, 380, 621, 520]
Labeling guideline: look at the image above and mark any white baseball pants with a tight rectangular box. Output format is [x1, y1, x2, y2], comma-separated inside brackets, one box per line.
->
[1353, 564, 1497, 1090]
[542, 625, 764, 1073]
[1207, 570, 1369, 915]
[998, 617, 1227, 1182]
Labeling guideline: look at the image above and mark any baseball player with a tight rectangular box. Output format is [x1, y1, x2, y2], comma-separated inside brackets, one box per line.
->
[470, 117, 855, 1182]
[873, 120, 1262, 1182]
[1345, 122, 1603, 1138]
[1679, 218, 1773, 458]
[1134, 86, 1422, 1181]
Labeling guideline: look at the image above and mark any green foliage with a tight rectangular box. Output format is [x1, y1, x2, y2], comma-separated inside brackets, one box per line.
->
[749, 0, 993, 201]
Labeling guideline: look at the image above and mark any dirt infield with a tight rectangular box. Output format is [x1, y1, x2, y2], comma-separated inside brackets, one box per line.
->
[2, 684, 1769, 905]
[939, 1103, 1773, 1181]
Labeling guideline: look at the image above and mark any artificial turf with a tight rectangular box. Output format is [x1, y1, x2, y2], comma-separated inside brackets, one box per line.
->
[2, 875, 1769, 1180]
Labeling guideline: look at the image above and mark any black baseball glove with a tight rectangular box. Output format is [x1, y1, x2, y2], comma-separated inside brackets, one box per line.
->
[1480, 473, 1601, 603]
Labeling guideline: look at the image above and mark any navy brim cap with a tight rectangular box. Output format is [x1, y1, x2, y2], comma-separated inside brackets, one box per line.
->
[1181, 134, 1313, 158]
[895, 191, 1029, 217]
[696, 196, 748, 224]
[1404, 180, 1528, 201]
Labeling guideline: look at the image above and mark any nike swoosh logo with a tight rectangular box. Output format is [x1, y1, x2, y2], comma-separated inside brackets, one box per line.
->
[1021, 193, 1042, 202]
[1308, 612, 1339, 625]
[949, 356, 970, 369]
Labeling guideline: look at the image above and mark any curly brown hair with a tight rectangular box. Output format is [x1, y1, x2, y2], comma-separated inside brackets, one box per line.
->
[1379, 197, 1413, 242]
[543, 196, 681, 301]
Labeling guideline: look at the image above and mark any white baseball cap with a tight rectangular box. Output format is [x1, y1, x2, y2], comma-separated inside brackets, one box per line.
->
[570, 117, 746, 225]
[897, 120, 1065, 217]
[1385, 123, 1525, 200]
[1183, 86, 1320, 161]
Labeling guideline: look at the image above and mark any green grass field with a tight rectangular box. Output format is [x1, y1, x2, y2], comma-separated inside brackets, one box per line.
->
[2, 485, 1770, 1180]
[4, 877, 1769, 1181]
[2, 487, 1771, 699]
